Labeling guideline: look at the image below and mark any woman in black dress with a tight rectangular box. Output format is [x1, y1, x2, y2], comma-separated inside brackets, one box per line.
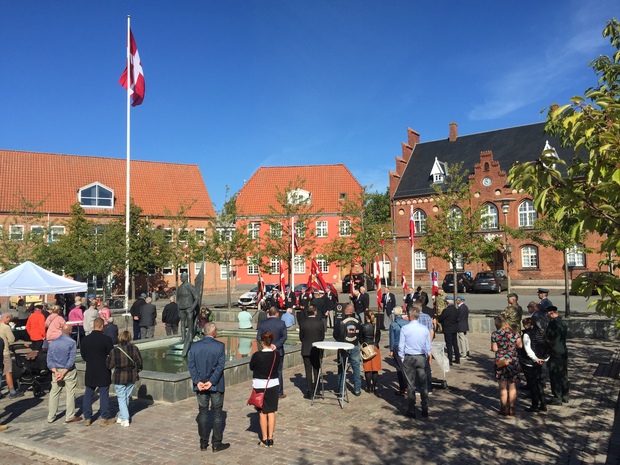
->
[249, 331, 281, 447]
[360, 310, 381, 393]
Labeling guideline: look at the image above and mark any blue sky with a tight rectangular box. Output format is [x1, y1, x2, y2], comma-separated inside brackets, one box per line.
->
[1, 2, 616, 210]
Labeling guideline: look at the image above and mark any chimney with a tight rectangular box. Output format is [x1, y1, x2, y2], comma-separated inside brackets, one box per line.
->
[449, 122, 458, 142]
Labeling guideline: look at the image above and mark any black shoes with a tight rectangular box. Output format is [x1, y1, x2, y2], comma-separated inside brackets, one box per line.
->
[259, 439, 273, 448]
[200, 444, 209, 451]
[353, 391, 361, 397]
[421, 409, 429, 418]
[212, 443, 230, 452]
[405, 411, 416, 419]
[303, 392, 312, 400]
[524, 406, 539, 413]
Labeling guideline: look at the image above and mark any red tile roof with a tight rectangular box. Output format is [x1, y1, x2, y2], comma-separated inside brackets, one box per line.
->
[236, 164, 363, 216]
[0, 150, 215, 218]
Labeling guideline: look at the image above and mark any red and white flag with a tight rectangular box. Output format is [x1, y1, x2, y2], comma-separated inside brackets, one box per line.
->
[401, 268, 408, 292]
[256, 272, 265, 309]
[375, 257, 382, 309]
[119, 29, 145, 106]
[409, 205, 415, 248]
[311, 259, 327, 292]
[431, 270, 439, 296]
[279, 261, 286, 307]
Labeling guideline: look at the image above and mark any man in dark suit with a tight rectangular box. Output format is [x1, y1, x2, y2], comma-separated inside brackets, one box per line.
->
[299, 306, 325, 399]
[188, 322, 230, 453]
[381, 286, 397, 329]
[437, 296, 460, 365]
[139, 297, 157, 339]
[256, 306, 288, 398]
[80, 318, 114, 426]
[323, 285, 338, 328]
[129, 293, 147, 340]
[103, 317, 119, 344]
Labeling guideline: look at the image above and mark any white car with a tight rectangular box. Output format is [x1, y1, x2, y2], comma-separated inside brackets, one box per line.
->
[237, 284, 278, 308]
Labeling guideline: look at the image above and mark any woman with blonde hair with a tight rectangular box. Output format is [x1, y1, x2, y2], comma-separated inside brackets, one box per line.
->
[491, 315, 522, 416]
[45, 305, 65, 342]
[360, 310, 381, 393]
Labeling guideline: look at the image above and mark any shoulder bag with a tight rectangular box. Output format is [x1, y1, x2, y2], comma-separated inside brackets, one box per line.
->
[360, 320, 378, 361]
[247, 352, 277, 409]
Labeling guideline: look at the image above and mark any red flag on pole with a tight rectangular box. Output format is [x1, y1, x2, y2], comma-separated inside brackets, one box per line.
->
[409, 205, 415, 247]
[256, 272, 265, 309]
[279, 261, 286, 307]
[312, 259, 327, 292]
[349, 269, 355, 295]
[431, 270, 439, 296]
[292, 220, 299, 253]
[375, 257, 382, 309]
[401, 268, 408, 292]
[119, 29, 145, 106]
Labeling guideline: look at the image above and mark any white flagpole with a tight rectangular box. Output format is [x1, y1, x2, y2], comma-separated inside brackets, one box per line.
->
[291, 216, 295, 292]
[410, 205, 415, 291]
[124, 15, 131, 311]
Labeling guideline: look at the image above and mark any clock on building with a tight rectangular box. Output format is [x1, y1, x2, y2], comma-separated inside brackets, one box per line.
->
[482, 177, 492, 187]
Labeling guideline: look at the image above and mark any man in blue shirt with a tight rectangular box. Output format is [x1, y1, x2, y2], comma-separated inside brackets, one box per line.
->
[47, 324, 81, 423]
[281, 308, 296, 331]
[188, 322, 230, 453]
[398, 307, 431, 419]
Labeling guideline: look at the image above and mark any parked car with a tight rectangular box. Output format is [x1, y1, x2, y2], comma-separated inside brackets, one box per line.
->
[441, 273, 473, 293]
[472, 271, 508, 293]
[237, 284, 278, 308]
[570, 271, 617, 295]
[341, 273, 375, 293]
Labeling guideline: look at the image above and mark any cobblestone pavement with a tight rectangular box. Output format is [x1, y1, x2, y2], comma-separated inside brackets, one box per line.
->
[0, 331, 618, 465]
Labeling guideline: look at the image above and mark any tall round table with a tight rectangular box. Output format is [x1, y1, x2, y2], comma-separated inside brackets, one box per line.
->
[312, 341, 354, 409]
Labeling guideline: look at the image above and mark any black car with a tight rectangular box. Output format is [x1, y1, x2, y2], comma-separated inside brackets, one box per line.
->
[472, 271, 508, 293]
[341, 273, 375, 293]
[441, 273, 473, 293]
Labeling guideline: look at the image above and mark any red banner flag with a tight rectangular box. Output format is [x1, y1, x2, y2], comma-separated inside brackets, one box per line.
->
[279, 261, 286, 307]
[312, 259, 327, 292]
[401, 268, 408, 292]
[119, 29, 145, 106]
[256, 272, 265, 309]
[375, 257, 382, 309]
[409, 205, 415, 248]
[431, 270, 439, 296]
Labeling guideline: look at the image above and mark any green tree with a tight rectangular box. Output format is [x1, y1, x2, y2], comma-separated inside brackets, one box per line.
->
[419, 162, 499, 301]
[251, 178, 322, 284]
[325, 186, 392, 290]
[508, 18, 620, 316]
[203, 191, 252, 309]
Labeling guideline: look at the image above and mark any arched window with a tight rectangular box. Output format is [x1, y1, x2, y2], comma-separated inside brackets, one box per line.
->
[413, 209, 427, 235]
[414, 250, 427, 271]
[484, 162, 490, 171]
[521, 245, 538, 268]
[447, 206, 463, 230]
[481, 203, 499, 230]
[518, 200, 537, 228]
[78, 182, 114, 209]
[566, 245, 586, 267]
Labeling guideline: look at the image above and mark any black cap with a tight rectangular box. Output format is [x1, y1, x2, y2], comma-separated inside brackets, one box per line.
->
[545, 305, 558, 313]
[537, 288, 549, 294]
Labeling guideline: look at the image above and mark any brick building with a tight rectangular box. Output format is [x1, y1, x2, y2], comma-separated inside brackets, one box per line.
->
[389, 123, 607, 288]
[235, 164, 364, 289]
[0, 149, 223, 296]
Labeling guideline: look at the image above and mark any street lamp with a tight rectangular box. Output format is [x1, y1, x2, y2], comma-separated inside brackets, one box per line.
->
[500, 200, 514, 294]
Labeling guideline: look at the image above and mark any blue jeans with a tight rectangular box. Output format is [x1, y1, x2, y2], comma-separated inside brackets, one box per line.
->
[114, 383, 135, 421]
[196, 391, 224, 448]
[83, 385, 110, 420]
[337, 347, 361, 394]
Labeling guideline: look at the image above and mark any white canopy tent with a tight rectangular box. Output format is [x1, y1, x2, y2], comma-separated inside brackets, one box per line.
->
[0, 261, 87, 296]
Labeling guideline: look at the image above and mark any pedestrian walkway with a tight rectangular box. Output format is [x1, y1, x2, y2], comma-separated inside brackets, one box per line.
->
[0, 332, 617, 464]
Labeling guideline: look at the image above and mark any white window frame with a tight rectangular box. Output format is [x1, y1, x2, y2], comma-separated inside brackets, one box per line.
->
[9, 225, 24, 241]
[295, 221, 305, 239]
[270, 223, 282, 238]
[481, 203, 499, 230]
[178, 228, 190, 243]
[50, 226, 65, 242]
[521, 245, 538, 268]
[338, 220, 351, 237]
[248, 222, 260, 239]
[414, 250, 427, 271]
[30, 225, 45, 238]
[566, 245, 586, 267]
[194, 228, 206, 242]
[518, 200, 537, 228]
[78, 182, 114, 209]
[413, 209, 427, 235]
[163, 228, 173, 242]
[447, 206, 463, 231]
[316, 220, 328, 238]
[163, 266, 174, 276]
[270, 257, 280, 274]
[448, 252, 464, 271]
[194, 260, 205, 275]
[217, 227, 233, 242]
[178, 264, 189, 276]
[220, 260, 232, 280]
[316, 255, 329, 273]
[293, 254, 306, 274]
[247, 256, 259, 275]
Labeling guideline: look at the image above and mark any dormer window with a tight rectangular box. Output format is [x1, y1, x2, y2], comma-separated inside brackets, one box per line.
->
[429, 157, 448, 184]
[287, 188, 311, 205]
[78, 182, 114, 209]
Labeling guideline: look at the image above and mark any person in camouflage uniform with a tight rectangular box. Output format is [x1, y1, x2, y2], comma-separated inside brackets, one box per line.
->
[500, 293, 523, 332]
[434, 290, 447, 333]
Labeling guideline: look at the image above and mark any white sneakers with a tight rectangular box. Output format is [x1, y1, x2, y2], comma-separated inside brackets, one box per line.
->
[116, 417, 130, 427]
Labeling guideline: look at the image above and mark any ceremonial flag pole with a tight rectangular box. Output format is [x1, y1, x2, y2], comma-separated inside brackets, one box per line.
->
[119, 16, 145, 310]
[291, 216, 295, 293]
[409, 205, 415, 291]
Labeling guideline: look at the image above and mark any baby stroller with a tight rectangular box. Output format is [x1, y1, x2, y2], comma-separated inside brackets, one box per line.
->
[10, 343, 51, 397]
